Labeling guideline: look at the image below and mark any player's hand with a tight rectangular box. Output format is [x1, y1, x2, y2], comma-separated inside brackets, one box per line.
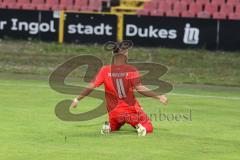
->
[71, 98, 79, 108]
[158, 95, 168, 105]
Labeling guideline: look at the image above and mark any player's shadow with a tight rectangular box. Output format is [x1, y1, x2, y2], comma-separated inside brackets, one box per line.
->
[68, 127, 139, 138]
[111, 130, 137, 136]
[71, 131, 138, 138]
[68, 132, 102, 138]
[74, 122, 103, 128]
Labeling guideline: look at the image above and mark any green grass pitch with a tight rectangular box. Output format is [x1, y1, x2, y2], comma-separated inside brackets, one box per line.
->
[0, 78, 239, 160]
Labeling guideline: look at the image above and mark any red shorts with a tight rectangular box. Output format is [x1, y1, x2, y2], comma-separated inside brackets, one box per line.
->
[108, 105, 153, 133]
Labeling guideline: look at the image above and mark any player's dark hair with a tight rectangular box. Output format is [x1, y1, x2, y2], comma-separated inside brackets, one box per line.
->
[104, 40, 133, 53]
[113, 47, 120, 54]
[104, 40, 133, 64]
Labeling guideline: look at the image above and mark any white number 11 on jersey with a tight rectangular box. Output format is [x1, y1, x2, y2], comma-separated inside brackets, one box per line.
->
[115, 78, 126, 98]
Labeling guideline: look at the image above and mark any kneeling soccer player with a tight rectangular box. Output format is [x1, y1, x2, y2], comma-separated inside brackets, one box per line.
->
[71, 42, 168, 136]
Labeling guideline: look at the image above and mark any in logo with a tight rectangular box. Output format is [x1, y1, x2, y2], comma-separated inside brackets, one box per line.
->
[183, 23, 200, 45]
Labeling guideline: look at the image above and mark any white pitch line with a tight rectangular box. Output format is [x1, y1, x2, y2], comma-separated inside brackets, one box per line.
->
[0, 82, 239, 100]
[168, 93, 240, 100]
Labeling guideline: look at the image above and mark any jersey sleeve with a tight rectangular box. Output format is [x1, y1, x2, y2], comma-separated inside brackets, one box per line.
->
[91, 67, 105, 88]
[130, 68, 142, 87]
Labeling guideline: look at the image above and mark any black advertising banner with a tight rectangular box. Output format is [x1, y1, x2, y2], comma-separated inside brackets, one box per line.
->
[0, 9, 240, 51]
[123, 15, 218, 50]
[219, 20, 240, 51]
[64, 13, 117, 43]
[0, 9, 39, 39]
[0, 9, 59, 41]
[38, 11, 59, 41]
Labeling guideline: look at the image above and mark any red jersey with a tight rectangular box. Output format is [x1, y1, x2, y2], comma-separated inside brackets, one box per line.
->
[92, 64, 141, 112]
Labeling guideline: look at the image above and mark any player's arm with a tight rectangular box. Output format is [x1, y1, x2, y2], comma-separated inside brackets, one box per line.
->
[71, 83, 95, 108]
[71, 67, 105, 108]
[135, 84, 168, 105]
